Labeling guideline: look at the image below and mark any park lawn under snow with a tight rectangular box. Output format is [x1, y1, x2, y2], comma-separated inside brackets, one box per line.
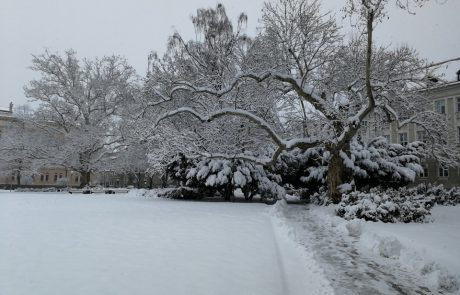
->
[0, 190, 333, 295]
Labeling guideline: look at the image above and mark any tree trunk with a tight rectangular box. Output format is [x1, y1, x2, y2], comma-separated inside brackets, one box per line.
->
[161, 172, 169, 188]
[137, 172, 142, 189]
[16, 172, 21, 187]
[80, 171, 91, 187]
[222, 184, 233, 201]
[149, 176, 154, 189]
[327, 149, 347, 204]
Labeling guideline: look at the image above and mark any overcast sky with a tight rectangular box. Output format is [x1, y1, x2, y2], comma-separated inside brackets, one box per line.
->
[1, 0, 459, 108]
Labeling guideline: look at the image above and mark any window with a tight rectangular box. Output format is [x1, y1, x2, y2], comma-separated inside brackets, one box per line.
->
[416, 130, 427, 143]
[45, 174, 49, 182]
[40, 174, 44, 182]
[457, 97, 460, 112]
[59, 174, 63, 179]
[420, 164, 428, 178]
[54, 174, 58, 182]
[75, 176, 79, 182]
[435, 100, 446, 114]
[439, 166, 449, 178]
[399, 133, 408, 146]
[458, 126, 460, 143]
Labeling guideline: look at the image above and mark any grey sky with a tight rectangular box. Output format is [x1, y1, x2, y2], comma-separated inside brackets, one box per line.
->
[1, 0, 459, 108]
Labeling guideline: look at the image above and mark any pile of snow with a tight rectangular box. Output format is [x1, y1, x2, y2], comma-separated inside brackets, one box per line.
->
[309, 205, 460, 293]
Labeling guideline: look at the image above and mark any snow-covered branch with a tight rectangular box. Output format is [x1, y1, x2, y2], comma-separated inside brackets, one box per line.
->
[155, 107, 320, 165]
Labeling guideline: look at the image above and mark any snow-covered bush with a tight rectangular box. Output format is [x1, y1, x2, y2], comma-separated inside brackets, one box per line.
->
[275, 137, 424, 198]
[414, 184, 460, 206]
[165, 155, 284, 201]
[156, 187, 203, 200]
[336, 188, 431, 223]
[343, 137, 424, 190]
[273, 147, 327, 195]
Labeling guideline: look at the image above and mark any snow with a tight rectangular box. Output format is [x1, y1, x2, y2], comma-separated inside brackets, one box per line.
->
[338, 183, 353, 193]
[0, 190, 334, 295]
[360, 205, 460, 291]
[232, 170, 246, 187]
[301, 204, 460, 294]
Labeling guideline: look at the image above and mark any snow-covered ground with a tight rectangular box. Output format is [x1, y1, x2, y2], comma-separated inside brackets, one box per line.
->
[0, 190, 333, 295]
[279, 201, 460, 294]
[3, 189, 458, 295]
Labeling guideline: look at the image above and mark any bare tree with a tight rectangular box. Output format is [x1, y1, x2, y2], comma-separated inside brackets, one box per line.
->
[24, 50, 138, 186]
[146, 0, 460, 202]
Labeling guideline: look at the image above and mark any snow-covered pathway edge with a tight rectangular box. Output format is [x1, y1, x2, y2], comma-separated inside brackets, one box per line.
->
[302, 204, 460, 294]
[267, 200, 335, 295]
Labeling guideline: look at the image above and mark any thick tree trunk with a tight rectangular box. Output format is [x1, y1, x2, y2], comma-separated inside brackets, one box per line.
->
[327, 149, 347, 204]
[16, 172, 21, 187]
[149, 176, 154, 189]
[161, 172, 169, 188]
[80, 171, 91, 188]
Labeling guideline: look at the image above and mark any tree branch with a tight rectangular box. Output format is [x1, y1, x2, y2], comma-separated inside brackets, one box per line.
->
[155, 107, 320, 166]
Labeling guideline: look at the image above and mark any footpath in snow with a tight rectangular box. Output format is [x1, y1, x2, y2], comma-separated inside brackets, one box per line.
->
[277, 201, 460, 295]
[0, 191, 333, 295]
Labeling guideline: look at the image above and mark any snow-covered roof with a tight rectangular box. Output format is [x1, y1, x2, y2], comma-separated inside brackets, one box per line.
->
[424, 80, 460, 92]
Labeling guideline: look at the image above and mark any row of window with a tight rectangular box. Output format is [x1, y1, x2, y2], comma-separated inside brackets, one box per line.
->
[9, 174, 81, 183]
[398, 131, 426, 146]
[398, 127, 460, 146]
[434, 97, 460, 114]
[36, 174, 80, 183]
[419, 165, 449, 178]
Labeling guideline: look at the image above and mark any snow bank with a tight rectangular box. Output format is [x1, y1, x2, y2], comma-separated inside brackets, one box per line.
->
[309, 205, 460, 293]
[269, 201, 335, 295]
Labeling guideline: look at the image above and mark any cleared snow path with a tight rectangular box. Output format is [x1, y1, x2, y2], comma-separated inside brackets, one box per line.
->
[0, 192, 333, 295]
[283, 204, 439, 295]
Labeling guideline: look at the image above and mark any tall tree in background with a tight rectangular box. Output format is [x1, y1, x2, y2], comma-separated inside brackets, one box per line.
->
[24, 50, 138, 186]
[140, 4, 281, 174]
[148, 0, 459, 202]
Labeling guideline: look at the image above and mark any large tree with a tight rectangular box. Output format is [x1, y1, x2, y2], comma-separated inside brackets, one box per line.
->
[139, 4, 278, 172]
[24, 50, 138, 186]
[145, 0, 460, 202]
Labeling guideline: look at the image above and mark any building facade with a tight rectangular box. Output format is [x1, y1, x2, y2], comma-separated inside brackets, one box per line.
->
[395, 81, 460, 187]
[1, 104, 157, 188]
[359, 79, 460, 187]
[0, 104, 83, 188]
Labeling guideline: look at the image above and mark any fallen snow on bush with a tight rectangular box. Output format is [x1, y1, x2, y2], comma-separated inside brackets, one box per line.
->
[336, 185, 460, 224]
[337, 189, 431, 223]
